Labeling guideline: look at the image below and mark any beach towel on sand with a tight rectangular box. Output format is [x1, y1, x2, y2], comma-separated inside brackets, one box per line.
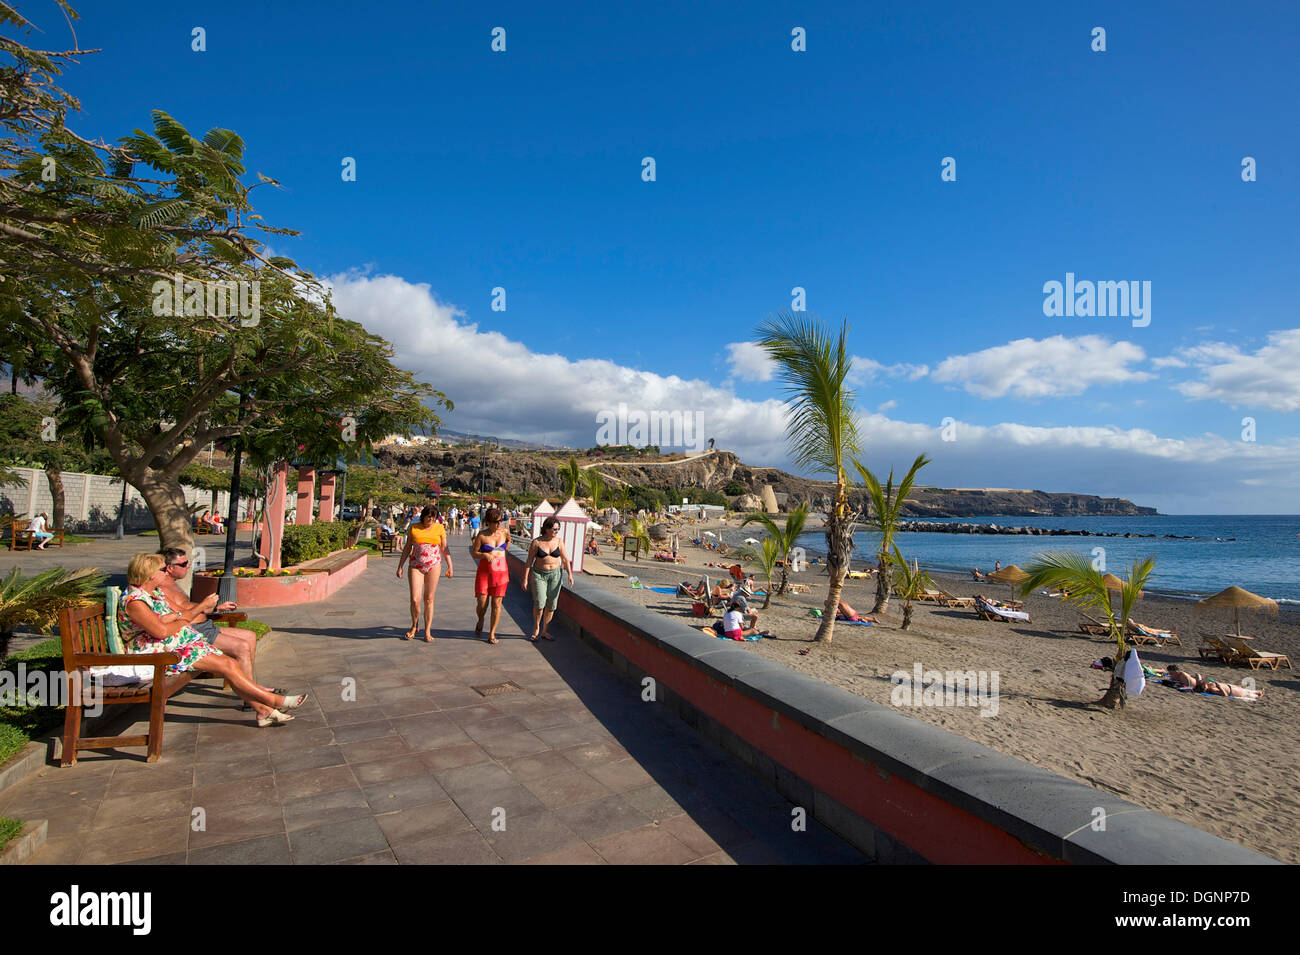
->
[647, 586, 677, 594]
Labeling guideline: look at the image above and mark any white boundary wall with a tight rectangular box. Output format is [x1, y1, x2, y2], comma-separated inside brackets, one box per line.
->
[0, 467, 239, 532]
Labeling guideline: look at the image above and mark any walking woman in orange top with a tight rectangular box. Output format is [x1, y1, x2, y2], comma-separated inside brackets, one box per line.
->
[396, 505, 453, 641]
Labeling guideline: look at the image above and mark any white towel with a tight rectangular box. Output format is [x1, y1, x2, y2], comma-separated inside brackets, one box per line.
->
[1123, 649, 1146, 696]
[87, 664, 155, 685]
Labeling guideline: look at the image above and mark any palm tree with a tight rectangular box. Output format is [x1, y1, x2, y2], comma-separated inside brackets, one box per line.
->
[557, 456, 586, 500]
[1022, 552, 1156, 709]
[741, 503, 808, 595]
[755, 538, 780, 610]
[755, 312, 860, 643]
[854, 454, 931, 615]
[888, 544, 933, 631]
[0, 566, 107, 658]
[586, 469, 606, 512]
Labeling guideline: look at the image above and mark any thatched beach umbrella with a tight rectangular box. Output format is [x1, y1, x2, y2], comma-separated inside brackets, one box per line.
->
[987, 564, 1030, 604]
[1196, 585, 1278, 637]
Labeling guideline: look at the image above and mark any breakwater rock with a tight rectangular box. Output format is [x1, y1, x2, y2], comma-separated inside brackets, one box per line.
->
[898, 521, 1198, 540]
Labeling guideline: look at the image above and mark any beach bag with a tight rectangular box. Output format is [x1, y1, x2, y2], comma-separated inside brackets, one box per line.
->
[692, 602, 710, 617]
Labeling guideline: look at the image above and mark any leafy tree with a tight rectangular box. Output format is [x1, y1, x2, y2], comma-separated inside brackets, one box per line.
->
[1, 12, 447, 552]
[854, 454, 931, 614]
[1022, 553, 1156, 710]
[755, 312, 860, 643]
[741, 503, 808, 595]
[723, 481, 748, 496]
[0, 393, 96, 529]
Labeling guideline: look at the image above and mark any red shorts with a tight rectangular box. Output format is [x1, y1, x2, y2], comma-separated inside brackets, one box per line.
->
[475, 558, 509, 597]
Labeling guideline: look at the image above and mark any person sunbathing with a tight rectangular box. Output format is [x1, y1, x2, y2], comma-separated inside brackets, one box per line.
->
[971, 568, 985, 581]
[710, 582, 733, 604]
[1165, 664, 1263, 699]
[678, 576, 709, 599]
[835, 600, 876, 623]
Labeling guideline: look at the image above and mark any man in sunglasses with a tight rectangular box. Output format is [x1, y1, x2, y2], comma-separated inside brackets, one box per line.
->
[158, 547, 260, 686]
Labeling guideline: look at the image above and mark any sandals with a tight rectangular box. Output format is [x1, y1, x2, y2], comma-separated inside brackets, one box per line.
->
[403, 628, 417, 641]
[257, 709, 294, 727]
[281, 693, 309, 710]
[242, 687, 289, 711]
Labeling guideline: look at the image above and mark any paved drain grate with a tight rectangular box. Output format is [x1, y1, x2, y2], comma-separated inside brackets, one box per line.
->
[472, 680, 523, 697]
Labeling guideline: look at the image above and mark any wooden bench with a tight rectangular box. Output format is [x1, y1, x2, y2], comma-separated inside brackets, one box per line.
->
[378, 533, 400, 555]
[57, 602, 216, 766]
[8, 520, 64, 551]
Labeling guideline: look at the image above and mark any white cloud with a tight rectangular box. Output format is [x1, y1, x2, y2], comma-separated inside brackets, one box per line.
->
[846, 356, 929, 386]
[324, 272, 1300, 513]
[725, 341, 774, 382]
[1173, 330, 1300, 412]
[1151, 356, 1187, 369]
[930, 335, 1153, 399]
[877, 399, 898, 412]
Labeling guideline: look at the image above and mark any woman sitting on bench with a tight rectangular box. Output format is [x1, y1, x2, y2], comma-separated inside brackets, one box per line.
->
[119, 553, 308, 726]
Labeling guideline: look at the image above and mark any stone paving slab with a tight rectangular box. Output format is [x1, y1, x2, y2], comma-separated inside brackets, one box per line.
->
[1, 536, 867, 864]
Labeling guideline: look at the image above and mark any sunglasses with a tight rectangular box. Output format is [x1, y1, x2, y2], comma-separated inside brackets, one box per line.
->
[168, 560, 190, 569]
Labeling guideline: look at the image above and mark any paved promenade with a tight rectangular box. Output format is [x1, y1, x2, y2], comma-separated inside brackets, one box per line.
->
[1, 536, 866, 864]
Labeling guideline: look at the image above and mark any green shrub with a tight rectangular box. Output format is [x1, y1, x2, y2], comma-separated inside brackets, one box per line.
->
[675, 486, 729, 507]
[0, 724, 30, 766]
[723, 481, 748, 496]
[279, 521, 357, 566]
[0, 816, 22, 852]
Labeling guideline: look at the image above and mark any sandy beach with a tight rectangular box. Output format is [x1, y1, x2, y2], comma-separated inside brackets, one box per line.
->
[584, 516, 1300, 863]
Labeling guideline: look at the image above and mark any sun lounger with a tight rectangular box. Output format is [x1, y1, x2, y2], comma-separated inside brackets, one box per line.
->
[975, 596, 1031, 623]
[846, 570, 872, 580]
[1077, 611, 1111, 636]
[936, 588, 976, 609]
[1126, 619, 1183, 647]
[1197, 636, 1236, 664]
[912, 588, 944, 602]
[1220, 635, 1291, 670]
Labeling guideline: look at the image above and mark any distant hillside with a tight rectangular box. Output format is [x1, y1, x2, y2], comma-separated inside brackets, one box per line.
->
[372, 445, 1157, 517]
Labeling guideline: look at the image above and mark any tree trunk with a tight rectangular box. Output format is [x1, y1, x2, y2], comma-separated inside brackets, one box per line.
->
[902, 602, 913, 630]
[871, 552, 891, 614]
[1097, 675, 1127, 709]
[815, 480, 850, 643]
[136, 468, 197, 555]
[762, 587, 771, 611]
[45, 466, 65, 531]
[777, 564, 789, 595]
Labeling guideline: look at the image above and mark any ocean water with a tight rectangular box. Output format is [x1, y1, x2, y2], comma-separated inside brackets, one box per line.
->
[792, 515, 1300, 605]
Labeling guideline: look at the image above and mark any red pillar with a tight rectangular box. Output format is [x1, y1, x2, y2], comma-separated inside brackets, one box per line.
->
[295, 467, 315, 525]
[318, 472, 337, 523]
[259, 461, 288, 571]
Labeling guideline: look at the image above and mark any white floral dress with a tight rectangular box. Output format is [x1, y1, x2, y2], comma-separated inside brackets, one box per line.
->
[117, 585, 223, 673]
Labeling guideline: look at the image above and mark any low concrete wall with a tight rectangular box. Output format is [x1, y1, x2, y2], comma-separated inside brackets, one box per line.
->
[506, 548, 1274, 865]
[192, 550, 367, 608]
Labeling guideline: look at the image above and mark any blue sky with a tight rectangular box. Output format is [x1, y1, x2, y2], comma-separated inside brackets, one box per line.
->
[28, 0, 1300, 512]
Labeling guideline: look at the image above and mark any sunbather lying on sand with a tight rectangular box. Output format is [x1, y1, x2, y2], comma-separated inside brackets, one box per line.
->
[1165, 663, 1264, 699]
[835, 600, 877, 623]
